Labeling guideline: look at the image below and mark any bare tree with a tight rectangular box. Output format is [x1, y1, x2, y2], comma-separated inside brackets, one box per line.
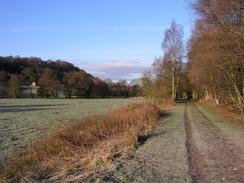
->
[162, 21, 184, 101]
[193, 0, 244, 38]
[188, 0, 244, 113]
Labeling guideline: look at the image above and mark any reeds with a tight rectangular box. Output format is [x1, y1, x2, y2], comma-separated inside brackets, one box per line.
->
[0, 101, 172, 182]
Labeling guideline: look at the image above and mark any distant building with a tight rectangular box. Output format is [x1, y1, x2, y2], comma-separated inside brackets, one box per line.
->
[31, 81, 37, 87]
[21, 81, 39, 98]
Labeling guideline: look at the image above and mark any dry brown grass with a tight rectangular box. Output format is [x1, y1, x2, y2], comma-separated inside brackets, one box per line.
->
[200, 100, 244, 125]
[0, 101, 171, 183]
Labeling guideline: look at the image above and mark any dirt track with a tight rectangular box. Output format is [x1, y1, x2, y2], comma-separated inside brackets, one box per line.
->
[99, 102, 244, 183]
[185, 103, 244, 183]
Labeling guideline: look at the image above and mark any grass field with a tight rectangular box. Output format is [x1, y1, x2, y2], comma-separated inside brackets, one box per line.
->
[0, 98, 132, 160]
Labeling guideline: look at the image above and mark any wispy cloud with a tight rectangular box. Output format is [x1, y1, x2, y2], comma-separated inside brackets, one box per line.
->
[71, 59, 151, 80]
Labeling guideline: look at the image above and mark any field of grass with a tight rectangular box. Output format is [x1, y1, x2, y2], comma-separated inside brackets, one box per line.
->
[0, 98, 132, 160]
[0, 100, 164, 182]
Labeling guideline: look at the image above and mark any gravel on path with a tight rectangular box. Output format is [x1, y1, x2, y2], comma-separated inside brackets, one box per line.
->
[99, 104, 191, 183]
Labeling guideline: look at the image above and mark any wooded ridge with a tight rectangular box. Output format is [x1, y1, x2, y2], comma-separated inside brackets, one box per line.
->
[0, 56, 140, 98]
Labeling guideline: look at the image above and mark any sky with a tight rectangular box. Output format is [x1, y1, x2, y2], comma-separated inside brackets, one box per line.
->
[0, 0, 194, 80]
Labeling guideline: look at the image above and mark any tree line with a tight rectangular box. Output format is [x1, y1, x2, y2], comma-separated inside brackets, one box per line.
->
[0, 56, 140, 98]
[188, 0, 244, 113]
[141, 21, 191, 100]
[141, 0, 243, 113]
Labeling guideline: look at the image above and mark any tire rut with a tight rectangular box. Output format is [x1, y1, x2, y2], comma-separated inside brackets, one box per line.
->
[184, 103, 203, 183]
[98, 105, 192, 183]
[185, 102, 244, 183]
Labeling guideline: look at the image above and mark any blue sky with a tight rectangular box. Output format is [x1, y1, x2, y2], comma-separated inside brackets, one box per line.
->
[0, 0, 193, 80]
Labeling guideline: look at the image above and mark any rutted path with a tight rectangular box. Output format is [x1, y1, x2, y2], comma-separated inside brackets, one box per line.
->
[99, 102, 244, 183]
[99, 104, 192, 183]
[185, 103, 244, 183]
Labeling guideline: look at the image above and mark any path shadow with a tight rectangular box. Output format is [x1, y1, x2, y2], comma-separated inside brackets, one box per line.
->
[0, 104, 67, 113]
[0, 107, 58, 113]
[176, 99, 197, 103]
[137, 111, 172, 145]
[159, 111, 171, 118]
[0, 104, 66, 108]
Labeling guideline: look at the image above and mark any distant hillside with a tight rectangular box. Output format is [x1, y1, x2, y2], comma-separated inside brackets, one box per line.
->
[0, 56, 140, 98]
[0, 56, 108, 98]
[0, 56, 81, 82]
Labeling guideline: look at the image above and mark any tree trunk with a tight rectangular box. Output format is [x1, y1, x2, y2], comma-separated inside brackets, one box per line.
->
[172, 66, 175, 101]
